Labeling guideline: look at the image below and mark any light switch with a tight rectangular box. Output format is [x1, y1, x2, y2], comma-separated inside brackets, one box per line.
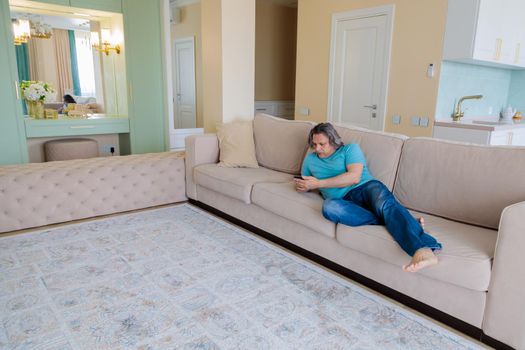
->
[299, 106, 310, 116]
[392, 115, 401, 124]
[419, 117, 429, 127]
[411, 116, 420, 126]
[427, 63, 435, 78]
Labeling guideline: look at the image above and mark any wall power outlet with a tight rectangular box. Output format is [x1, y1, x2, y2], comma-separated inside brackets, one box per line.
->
[102, 145, 116, 155]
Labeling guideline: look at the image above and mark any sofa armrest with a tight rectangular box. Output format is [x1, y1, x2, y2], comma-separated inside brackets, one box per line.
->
[483, 200, 525, 349]
[185, 134, 219, 199]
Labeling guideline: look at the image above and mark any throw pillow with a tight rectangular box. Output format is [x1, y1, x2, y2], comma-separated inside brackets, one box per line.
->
[216, 121, 259, 168]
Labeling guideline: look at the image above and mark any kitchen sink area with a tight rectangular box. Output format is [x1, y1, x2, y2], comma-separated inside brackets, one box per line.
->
[433, 118, 525, 146]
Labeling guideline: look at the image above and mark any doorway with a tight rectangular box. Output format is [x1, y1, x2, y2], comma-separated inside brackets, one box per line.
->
[163, 0, 204, 150]
[173, 37, 196, 129]
[327, 5, 394, 131]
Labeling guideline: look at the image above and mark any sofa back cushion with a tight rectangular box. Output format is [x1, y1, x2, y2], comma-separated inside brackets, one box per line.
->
[394, 138, 525, 229]
[253, 113, 314, 174]
[335, 124, 407, 190]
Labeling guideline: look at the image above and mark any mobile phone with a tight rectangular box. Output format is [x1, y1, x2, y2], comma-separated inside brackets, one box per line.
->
[294, 175, 303, 180]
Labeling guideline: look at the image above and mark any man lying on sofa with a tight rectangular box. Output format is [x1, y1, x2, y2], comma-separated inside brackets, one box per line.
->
[294, 123, 442, 272]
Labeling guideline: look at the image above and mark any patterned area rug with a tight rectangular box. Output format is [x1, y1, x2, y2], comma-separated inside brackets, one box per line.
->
[0, 204, 484, 350]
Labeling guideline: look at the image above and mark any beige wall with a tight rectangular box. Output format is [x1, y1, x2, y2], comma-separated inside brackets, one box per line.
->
[172, 3, 203, 128]
[201, 0, 256, 132]
[201, 0, 223, 133]
[294, 0, 448, 137]
[255, 0, 297, 101]
[221, 0, 255, 123]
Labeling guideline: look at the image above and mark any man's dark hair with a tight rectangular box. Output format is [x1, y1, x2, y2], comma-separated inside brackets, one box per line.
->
[63, 94, 76, 104]
[308, 123, 344, 149]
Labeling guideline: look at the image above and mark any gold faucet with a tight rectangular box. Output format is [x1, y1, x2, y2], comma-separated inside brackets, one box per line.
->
[452, 95, 483, 121]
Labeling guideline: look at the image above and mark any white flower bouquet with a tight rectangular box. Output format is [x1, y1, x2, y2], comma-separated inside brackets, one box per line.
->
[20, 80, 55, 102]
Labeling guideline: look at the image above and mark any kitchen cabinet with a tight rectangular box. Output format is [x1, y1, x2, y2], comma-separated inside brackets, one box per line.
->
[0, 0, 28, 165]
[443, 0, 525, 68]
[254, 101, 295, 119]
[433, 120, 525, 146]
[489, 129, 525, 146]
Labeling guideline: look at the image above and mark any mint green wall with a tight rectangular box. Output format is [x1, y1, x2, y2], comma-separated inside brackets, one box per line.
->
[70, 0, 122, 13]
[38, 0, 121, 12]
[508, 71, 525, 113]
[122, 0, 166, 154]
[37, 0, 69, 5]
[0, 0, 28, 165]
[435, 61, 513, 120]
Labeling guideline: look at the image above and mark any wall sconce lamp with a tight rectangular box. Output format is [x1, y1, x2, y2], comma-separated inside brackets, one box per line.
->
[91, 29, 120, 55]
[12, 19, 31, 45]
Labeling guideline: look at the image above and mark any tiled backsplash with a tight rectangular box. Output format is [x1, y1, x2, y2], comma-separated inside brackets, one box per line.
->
[508, 71, 525, 113]
[435, 61, 525, 120]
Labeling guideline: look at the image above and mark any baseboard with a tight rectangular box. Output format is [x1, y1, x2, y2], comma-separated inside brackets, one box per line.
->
[189, 199, 514, 350]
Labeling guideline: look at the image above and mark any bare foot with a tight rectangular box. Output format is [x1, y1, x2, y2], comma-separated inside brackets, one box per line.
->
[403, 248, 438, 272]
[418, 217, 425, 229]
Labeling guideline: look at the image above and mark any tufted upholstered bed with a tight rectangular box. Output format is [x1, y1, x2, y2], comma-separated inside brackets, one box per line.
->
[0, 152, 186, 233]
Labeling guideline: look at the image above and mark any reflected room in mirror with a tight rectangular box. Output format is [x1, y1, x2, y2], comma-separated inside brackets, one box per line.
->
[10, 1, 127, 118]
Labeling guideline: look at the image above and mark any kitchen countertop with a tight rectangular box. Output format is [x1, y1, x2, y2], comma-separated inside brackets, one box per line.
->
[434, 118, 525, 131]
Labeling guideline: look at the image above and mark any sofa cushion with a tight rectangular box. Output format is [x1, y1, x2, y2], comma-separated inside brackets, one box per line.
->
[252, 181, 335, 238]
[194, 164, 292, 204]
[335, 124, 407, 190]
[394, 138, 525, 229]
[336, 210, 497, 292]
[253, 113, 314, 174]
[251, 182, 336, 238]
[216, 121, 259, 168]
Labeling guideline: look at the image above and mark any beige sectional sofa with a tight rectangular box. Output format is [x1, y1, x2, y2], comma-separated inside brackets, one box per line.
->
[0, 152, 187, 233]
[185, 113, 525, 349]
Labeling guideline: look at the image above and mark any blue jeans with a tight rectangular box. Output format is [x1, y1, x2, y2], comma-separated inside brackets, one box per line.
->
[322, 180, 442, 256]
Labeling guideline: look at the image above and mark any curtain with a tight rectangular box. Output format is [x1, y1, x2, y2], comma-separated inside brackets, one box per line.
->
[68, 30, 81, 96]
[27, 34, 61, 101]
[15, 43, 30, 114]
[52, 29, 73, 100]
[15, 43, 30, 82]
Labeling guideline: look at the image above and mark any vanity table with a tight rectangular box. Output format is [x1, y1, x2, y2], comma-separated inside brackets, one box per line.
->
[24, 114, 129, 138]
[433, 119, 525, 146]
[24, 114, 130, 162]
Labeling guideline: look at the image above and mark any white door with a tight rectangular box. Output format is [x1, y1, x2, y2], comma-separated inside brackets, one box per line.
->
[328, 6, 393, 130]
[174, 37, 196, 129]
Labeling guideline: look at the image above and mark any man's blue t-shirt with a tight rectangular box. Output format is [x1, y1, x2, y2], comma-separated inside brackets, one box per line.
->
[301, 144, 374, 199]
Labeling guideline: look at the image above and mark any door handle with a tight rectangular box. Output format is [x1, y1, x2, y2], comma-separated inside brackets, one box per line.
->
[363, 104, 377, 110]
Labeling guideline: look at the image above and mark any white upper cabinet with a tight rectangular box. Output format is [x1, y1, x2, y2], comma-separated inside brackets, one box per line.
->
[443, 0, 525, 68]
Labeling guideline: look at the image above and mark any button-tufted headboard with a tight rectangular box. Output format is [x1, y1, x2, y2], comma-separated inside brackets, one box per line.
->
[0, 152, 186, 233]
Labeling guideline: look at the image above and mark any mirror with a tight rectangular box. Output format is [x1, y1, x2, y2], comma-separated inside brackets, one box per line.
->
[9, 2, 127, 117]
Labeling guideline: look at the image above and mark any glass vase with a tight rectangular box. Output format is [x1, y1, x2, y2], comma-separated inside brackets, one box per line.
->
[27, 100, 45, 119]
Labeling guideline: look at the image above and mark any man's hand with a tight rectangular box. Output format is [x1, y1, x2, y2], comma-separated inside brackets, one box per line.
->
[294, 176, 321, 192]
